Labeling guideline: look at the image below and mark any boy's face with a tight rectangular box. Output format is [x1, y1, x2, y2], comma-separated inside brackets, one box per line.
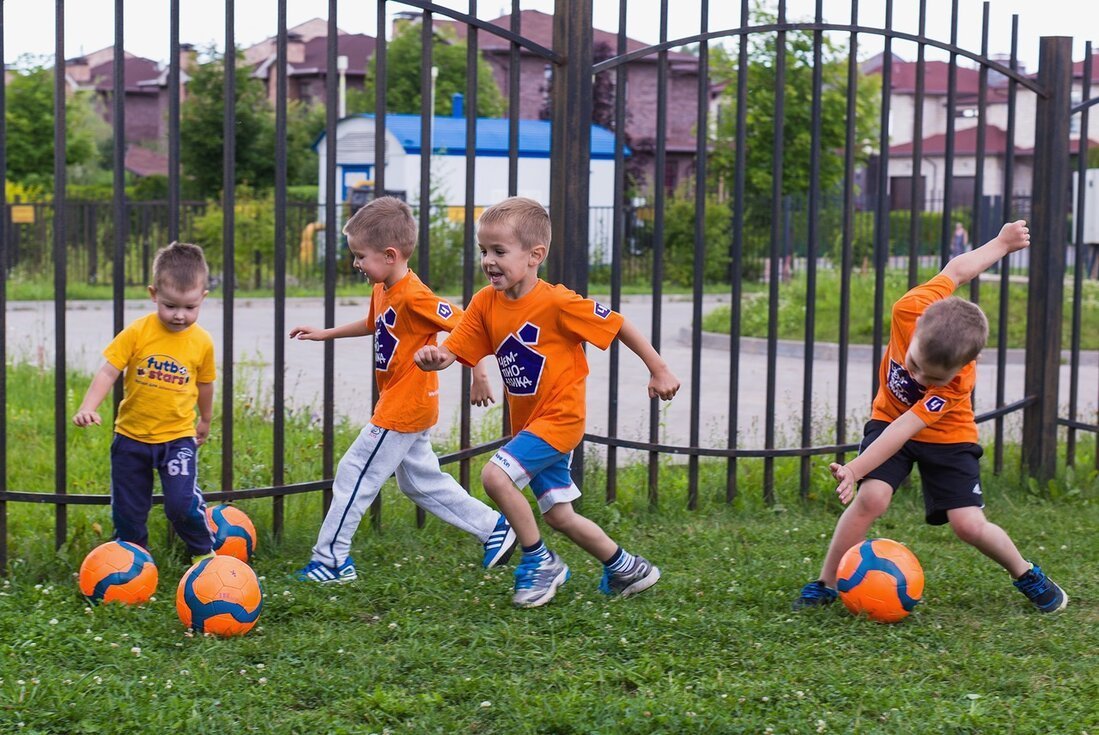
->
[904, 334, 960, 388]
[477, 222, 545, 298]
[149, 281, 207, 332]
[347, 236, 404, 288]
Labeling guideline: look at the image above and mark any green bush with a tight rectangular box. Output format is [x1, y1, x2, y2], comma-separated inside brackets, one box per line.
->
[191, 192, 276, 284]
[663, 191, 732, 286]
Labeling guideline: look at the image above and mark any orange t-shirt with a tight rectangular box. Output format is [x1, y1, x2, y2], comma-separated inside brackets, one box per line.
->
[870, 274, 978, 444]
[442, 280, 624, 452]
[367, 270, 463, 433]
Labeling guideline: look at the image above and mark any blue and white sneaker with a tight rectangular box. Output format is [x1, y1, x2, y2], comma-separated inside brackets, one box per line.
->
[294, 557, 357, 584]
[482, 513, 518, 569]
[599, 556, 661, 597]
[792, 579, 838, 610]
[1013, 564, 1068, 613]
[513, 551, 570, 608]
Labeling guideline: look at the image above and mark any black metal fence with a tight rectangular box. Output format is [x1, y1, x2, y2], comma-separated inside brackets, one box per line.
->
[1, 0, 1097, 566]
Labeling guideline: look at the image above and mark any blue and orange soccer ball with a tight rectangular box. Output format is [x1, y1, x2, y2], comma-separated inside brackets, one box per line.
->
[78, 540, 158, 606]
[176, 555, 263, 637]
[205, 503, 258, 563]
[837, 538, 925, 623]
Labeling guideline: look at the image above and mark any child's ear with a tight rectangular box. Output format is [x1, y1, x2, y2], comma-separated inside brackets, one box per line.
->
[529, 244, 548, 266]
[147, 285, 157, 301]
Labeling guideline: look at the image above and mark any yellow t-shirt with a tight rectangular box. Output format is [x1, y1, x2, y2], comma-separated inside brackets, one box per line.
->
[103, 313, 217, 443]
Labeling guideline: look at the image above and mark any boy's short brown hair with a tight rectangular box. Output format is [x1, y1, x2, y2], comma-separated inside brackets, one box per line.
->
[916, 297, 989, 368]
[478, 197, 551, 250]
[152, 242, 209, 291]
[342, 196, 417, 258]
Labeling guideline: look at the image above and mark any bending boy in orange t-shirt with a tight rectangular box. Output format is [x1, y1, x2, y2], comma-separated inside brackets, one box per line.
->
[416, 197, 680, 608]
[793, 220, 1067, 613]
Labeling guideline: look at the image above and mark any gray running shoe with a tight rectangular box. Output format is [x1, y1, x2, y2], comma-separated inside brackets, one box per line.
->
[513, 551, 570, 607]
[599, 555, 661, 597]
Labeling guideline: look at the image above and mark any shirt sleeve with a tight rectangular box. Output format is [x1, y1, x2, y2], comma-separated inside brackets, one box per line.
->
[196, 334, 217, 383]
[892, 274, 957, 326]
[413, 292, 464, 333]
[442, 289, 494, 367]
[102, 323, 137, 371]
[909, 387, 966, 427]
[556, 290, 624, 350]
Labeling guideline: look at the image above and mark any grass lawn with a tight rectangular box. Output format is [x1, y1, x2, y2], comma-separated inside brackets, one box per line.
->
[702, 268, 1099, 350]
[2, 364, 1098, 732]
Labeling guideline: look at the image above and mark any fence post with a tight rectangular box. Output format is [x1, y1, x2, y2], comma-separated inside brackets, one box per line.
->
[548, 0, 592, 291]
[1023, 36, 1072, 480]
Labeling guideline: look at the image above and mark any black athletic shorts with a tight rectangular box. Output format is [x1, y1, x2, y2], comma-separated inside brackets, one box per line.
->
[858, 419, 985, 526]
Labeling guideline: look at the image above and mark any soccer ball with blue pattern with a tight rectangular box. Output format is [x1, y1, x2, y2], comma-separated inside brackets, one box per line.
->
[78, 540, 158, 605]
[837, 538, 924, 623]
[176, 555, 263, 636]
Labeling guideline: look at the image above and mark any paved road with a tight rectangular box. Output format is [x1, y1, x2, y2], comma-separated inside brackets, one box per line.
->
[7, 296, 1095, 456]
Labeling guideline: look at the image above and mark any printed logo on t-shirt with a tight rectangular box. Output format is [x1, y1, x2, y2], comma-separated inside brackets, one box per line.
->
[593, 301, 611, 319]
[375, 307, 399, 371]
[923, 395, 947, 413]
[437, 301, 453, 319]
[495, 322, 545, 396]
[134, 354, 191, 389]
[885, 358, 925, 406]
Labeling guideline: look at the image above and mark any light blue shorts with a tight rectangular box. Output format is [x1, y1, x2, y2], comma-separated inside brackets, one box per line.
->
[490, 431, 581, 513]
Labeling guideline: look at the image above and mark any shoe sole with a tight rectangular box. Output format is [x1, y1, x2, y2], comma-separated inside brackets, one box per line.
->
[514, 566, 571, 608]
[483, 527, 518, 569]
[296, 570, 358, 584]
[620, 565, 661, 598]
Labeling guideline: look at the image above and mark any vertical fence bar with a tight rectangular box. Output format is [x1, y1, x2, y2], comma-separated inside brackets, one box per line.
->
[272, 0, 288, 537]
[221, 0, 236, 493]
[508, 1, 520, 197]
[939, 0, 959, 267]
[870, 0, 892, 402]
[908, 0, 926, 288]
[53, 0, 68, 550]
[371, 1, 387, 530]
[647, 0, 669, 507]
[169, 0, 181, 242]
[1023, 36, 1072, 480]
[112, 0, 126, 417]
[1067, 41, 1092, 467]
[836, 0, 856, 467]
[687, 1, 708, 509]
[460, 0, 477, 492]
[994, 16, 1018, 474]
[970, 1, 990, 311]
[763, 0, 787, 505]
[418, 10, 433, 284]
[0, 0, 7, 572]
[607, 0, 628, 504]
[799, 0, 823, 497]
[726, 0, 750, 501]
[322, 1, 338, 514]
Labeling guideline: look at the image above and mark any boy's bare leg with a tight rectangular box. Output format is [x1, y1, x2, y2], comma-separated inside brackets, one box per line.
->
[945, 506, 1029, 578]
[818, 480, 894, 587]
[482, 463, 541, 547]
[543, 502, 617, 561]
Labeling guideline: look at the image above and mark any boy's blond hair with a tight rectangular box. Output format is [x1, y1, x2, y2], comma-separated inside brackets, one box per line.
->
[478, 197, 551, 250]
[342, 196, 417, 258]
[152, 242, 209, 290]
[916, 297, 989, 368]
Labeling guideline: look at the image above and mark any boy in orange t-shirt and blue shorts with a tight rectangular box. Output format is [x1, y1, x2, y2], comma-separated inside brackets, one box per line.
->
[416, 197, 681, 608]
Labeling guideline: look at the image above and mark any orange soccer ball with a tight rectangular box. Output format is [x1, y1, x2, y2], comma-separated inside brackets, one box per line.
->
[79, 540, 158, 606]
[837, 538, 924, 623]
[205, 503, 258, 563]
[176, 555, 263, 637]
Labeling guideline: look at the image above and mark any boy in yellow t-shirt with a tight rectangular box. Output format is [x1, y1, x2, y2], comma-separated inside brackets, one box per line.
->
[73, 242, 217, 563]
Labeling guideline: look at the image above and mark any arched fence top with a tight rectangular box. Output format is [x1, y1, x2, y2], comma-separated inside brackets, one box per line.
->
[592, 21, 1044, 97]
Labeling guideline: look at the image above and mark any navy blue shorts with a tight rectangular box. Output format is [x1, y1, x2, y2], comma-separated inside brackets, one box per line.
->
[859, 420, 985, 526]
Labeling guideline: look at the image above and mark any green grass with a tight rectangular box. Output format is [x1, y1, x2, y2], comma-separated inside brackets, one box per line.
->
[702, 268, 1099, 350]
[3, 362, 1098, 732]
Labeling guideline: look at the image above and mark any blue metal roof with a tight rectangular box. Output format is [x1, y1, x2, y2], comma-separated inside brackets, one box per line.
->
[314, 114, 628, 159]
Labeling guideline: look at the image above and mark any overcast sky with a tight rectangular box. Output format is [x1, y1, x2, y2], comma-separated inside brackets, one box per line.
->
[3, 0, 1097, 73]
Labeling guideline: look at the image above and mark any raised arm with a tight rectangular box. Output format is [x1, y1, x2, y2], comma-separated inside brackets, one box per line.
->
[72, 363, 123, 427]
[941, 220, 1030, 287]
[415, 342, 459, 372]
[616, 318, 680, 400]
[289, 319, 371, 341]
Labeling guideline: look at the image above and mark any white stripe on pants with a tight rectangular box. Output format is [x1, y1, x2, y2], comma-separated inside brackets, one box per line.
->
[312, 423, 498, 567]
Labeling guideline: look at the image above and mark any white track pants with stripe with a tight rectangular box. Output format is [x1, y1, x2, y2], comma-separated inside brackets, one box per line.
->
[312, 423, 498, 567]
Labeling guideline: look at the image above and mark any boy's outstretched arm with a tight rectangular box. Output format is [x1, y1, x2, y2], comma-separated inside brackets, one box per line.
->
[830, 411, 926, 504]
[941, 219, 1029, 287]
[470, 356, 496, 407]
[415, 343, 458, 372]
[289, 319, 371, 341]
[72, 363, 122, 427]
[616, 319, 680, 400]
[196, 381, 214, 446]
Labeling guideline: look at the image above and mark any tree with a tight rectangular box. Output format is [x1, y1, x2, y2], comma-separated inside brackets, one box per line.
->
[4, 60, 97, 187]
[352, 20, 505, 117]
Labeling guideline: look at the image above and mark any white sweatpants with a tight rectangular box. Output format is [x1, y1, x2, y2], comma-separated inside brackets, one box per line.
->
[312, 423, 499, 567]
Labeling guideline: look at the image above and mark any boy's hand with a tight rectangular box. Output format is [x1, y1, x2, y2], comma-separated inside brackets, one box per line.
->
[996, 220, 1030, 253]
[470, 375, 496, 407]
[648, 367, 681, 401]
[72, 409, 102, 428]
[829, 462, 859, 504]
[195, 419, 211, 446]
[415, 345, 447, 371]
[290, 325, 326, 340]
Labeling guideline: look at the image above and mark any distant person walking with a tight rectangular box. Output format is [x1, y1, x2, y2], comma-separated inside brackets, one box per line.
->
[950, 221, 970, 260]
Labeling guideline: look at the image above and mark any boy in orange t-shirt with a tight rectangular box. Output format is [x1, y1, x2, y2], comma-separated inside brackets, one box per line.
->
[793, 220, 1067, 613]
[415, 197, 680, 608]
[292, 197, 516, 584]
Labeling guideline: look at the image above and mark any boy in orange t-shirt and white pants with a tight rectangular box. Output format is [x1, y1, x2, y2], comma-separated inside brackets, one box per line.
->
[292, 198, 516, 584]
[416, 198, 681, 608]
[793, 220, 1067, 613]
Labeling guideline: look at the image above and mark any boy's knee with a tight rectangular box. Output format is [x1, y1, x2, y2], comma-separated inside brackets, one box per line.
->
[481, 463, 512, 498]
[949, 513, 987, 545]
[852, 482, 892, 517]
